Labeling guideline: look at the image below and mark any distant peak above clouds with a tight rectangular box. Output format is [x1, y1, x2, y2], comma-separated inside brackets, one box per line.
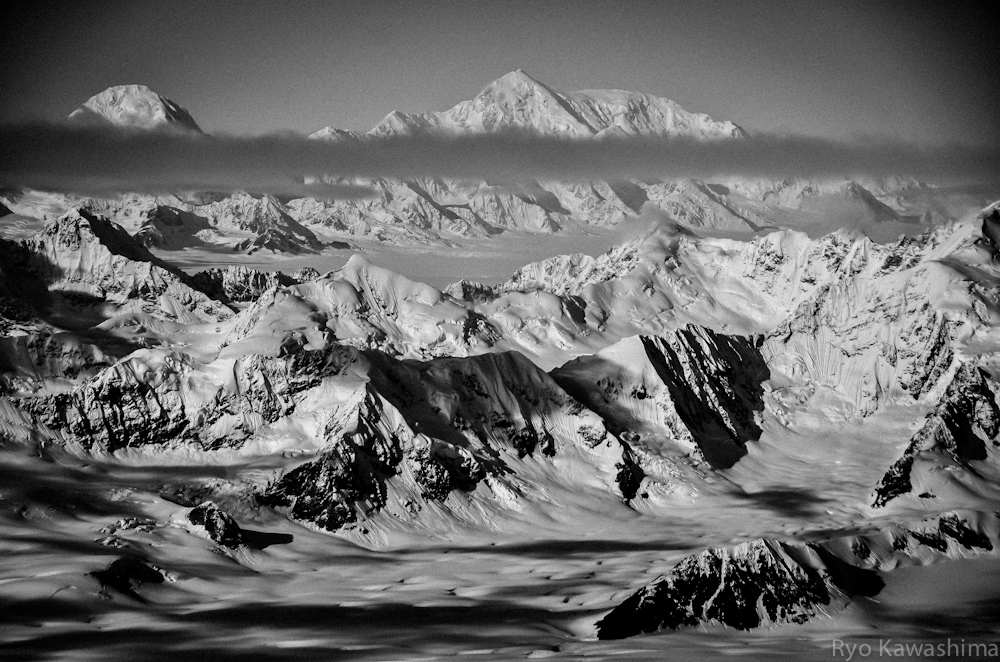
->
[69, 84, 202, 133]
[321, 70, 746, 141]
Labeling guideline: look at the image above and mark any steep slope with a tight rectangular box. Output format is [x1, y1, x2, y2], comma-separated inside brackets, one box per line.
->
[82, 191, 330, 254]
[597, 510, 998, 639]
[0, 240, 113, 391]
[0, 210, 233, 395]
[68, 84, 202, 132]
[198, 192, 326, 253]
[223, 254, 500, 360]
[296, 71, 961, 241]
[553, 328, 768, 469]
[261, 347, 638, 534]
[22, 209, 230, 324]
[365, 69, 744, 139]
[14, 329, 638, 536]
[873, 363, 1000, 508]
[190, 265, 321, 303]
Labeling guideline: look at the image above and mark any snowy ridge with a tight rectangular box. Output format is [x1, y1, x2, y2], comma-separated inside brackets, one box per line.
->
[4, 200, 1000, 653]
[553, 328, 768, 469]
[69, 85, 202, 132]
[873, 362, 1000, 508]
[363, 69, 745, 139]
[22, 209, 229, 323]
[597, 510, 998, 638]
[14, 77, 976, 253]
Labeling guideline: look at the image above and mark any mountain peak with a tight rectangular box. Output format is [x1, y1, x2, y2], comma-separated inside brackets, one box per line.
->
[487, 69, 546, 90]
[69, 85, 202, 133]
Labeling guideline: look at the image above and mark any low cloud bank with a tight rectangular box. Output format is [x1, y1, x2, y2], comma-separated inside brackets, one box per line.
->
[1, 122, 997, 197]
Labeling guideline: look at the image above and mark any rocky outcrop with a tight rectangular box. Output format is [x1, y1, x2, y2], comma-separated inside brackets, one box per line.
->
[90, 556, 165, 600]
[188, 501, 243, 548]
[191, 265, 322, 303]
[873, 363, 1000, 507]
[23, 342, 365, 452]
[596, 539, 877, 638]
[259, 385, 411, 530]
[260, 348, 633, 532]
[200, 193, 326, 254]
[597, 510, 998, 639]
[553, 327, 768, 469]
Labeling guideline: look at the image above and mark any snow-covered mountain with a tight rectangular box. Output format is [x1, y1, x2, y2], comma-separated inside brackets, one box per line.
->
[11, 189, 336, 255]
[598, 510, 997, 638]
[5, 75, 981, 255]
[69, 84, 202, 132]
[3, 76, 1000, 659]
[4, 201, 1000, 655]
[361, 69, 745, 139]
[6, 204, 1000, 525]
[295, 71, 954, 241]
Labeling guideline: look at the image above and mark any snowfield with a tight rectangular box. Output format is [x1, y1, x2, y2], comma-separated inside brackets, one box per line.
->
[1, 76, 999, 661]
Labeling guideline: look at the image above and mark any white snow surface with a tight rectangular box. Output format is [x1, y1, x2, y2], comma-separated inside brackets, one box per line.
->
[1, 75, 999, 660]
[3, 201, 1000, 658]
[69, 84, 202, 132]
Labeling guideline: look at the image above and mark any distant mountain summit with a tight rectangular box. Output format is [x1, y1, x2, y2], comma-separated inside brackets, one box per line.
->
[69, 84, 202, 132]
[327, 69, 745, 140]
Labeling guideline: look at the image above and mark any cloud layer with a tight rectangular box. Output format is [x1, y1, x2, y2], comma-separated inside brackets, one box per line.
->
[1, 122, 997, 198]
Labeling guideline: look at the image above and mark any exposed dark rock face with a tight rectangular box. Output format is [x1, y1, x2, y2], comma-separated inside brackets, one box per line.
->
[91, 556, 164, 600]
[640, 330, 767, 468]
[913, 513, 993, 552]
[188, 501, 243, 548]
[191, 265, 323, 303]
[366, 350, 567, 465]
[554, 326, 768, 469]
[259, 388, 403, 531]
[981, 206, 1000, 255]
[938, 513, 994, 550]
[615, 447, 646, 501]
[874, 363, 1000, 508]
[16, 208, 231, 322]
[23, 342, 363, 452]
[442, 279, 498, 303]
[597, 511, 997, 640]
[257, 349, 629, 532]
[596, 539, 873, 638]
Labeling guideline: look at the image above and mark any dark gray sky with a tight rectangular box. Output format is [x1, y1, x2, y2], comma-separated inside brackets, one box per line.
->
[1, 0, 997, 145]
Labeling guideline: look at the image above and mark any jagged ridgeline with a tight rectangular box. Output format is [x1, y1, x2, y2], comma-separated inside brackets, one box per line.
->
[597, 510, 997, 638]
[4, 201, 1000, 483]
[2, 73, 962, 256]
[5, 200, 1000, 532]
[2, 87, 1000, 650]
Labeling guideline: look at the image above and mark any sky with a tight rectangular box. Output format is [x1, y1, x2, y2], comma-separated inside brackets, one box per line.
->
[2, 0, 998, 145]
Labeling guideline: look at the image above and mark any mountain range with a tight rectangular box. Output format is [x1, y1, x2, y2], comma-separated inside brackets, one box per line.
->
[1, 72, 999, 659]
[2, 71, 971, 255]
